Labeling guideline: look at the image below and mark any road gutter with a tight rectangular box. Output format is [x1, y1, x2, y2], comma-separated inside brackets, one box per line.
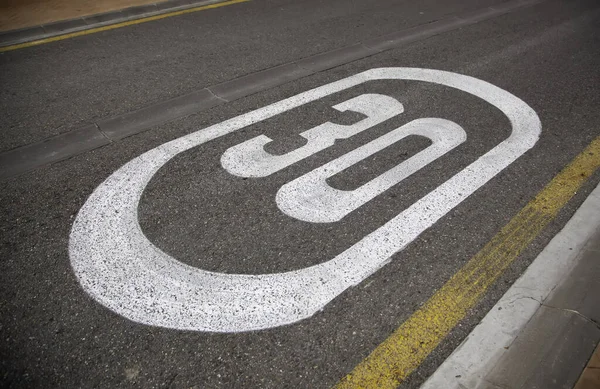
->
[420, 169, 600, 389]
[0, 0, 248, 50]
[334, 137, 600, 388]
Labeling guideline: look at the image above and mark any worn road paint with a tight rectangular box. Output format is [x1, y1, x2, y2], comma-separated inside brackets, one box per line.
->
[277, 118, 466, 223]
[334, 136, 600, 389]
[69, 68, 540, 332]
[0, 0, 250, 53]
[221, 94, 404, 177]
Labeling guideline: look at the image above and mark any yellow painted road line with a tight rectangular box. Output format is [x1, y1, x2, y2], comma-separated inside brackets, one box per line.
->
[335, 136, 600, 389]
[0, 0, 250, 53]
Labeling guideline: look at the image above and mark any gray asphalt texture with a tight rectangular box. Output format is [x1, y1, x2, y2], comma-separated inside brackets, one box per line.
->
[0, 0, 506, 152]
[1, 0, 600, 388]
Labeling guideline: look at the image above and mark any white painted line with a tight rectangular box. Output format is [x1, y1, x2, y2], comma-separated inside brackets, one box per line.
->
[420, 183, 600, 389]
[69, 68, 540, 332]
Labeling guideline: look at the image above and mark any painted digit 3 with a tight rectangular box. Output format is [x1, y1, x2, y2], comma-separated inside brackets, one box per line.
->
[69, 68, 541, 332]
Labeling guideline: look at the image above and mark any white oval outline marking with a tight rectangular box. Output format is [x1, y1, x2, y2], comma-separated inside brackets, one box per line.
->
[69, 68, 541, 332]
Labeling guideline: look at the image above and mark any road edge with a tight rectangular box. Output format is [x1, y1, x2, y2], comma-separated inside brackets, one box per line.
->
[0, 0, 241, 48]
[420, 181, 600, 389]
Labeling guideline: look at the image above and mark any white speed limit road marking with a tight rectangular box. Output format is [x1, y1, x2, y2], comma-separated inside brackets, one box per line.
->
[69, 68, 541, 332]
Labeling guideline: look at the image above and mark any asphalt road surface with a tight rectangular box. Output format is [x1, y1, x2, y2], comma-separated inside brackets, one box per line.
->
[1, 0, 599, 388]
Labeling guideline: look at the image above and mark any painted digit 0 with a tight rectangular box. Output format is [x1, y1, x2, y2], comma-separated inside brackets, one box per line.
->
[69, 68, 541, 332]
[276, 118, 466, 223]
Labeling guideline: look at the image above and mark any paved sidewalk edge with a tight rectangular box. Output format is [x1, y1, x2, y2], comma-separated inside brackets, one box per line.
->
[0, 0, 544, 180]
[0, 0, 227, 47]
[574, 343, 600, 389]
[421, 182, 600, 389]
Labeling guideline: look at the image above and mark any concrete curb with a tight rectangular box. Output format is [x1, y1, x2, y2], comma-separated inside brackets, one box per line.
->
[574, 344, 600, 389]
[0, 0, 229, 47]
[421, 183, 600, 389]
[0, 0, 544, 180]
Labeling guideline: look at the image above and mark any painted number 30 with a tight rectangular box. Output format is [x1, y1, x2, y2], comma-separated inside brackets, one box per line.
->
[69, 68, 541, 332]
